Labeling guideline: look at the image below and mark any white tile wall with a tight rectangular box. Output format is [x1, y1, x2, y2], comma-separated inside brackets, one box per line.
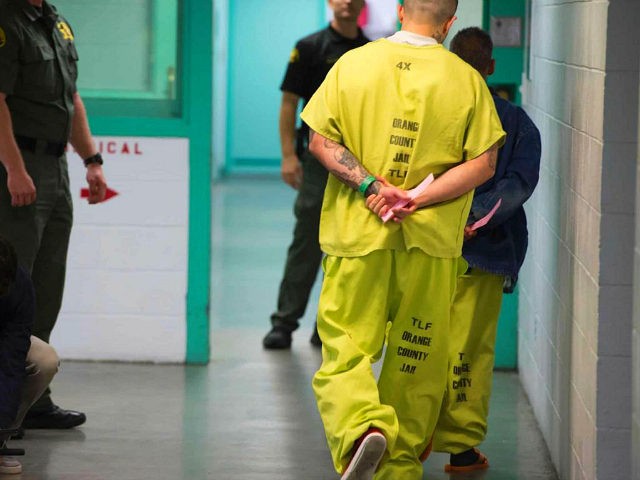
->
[56, 137, 190, 363]
[520, 1, 638, 479]
[572, 195, 600, 285]
[571, 325, 597, 422]
[574, 260, 599, 355]
[569, 131, 603, 211]
[51, 313, 186, 363]
[570, 379, 596, 480]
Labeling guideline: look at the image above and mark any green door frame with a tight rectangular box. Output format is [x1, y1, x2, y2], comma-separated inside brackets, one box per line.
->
[86, 0, 213, 364]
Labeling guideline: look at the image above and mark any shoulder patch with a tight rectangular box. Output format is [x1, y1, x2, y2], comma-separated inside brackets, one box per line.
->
[0, 27, 6, 48]
[57, 21, 74, 41]
[289, 47, 299, 64]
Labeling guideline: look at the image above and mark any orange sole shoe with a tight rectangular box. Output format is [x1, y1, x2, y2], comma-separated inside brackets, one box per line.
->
[444, 448, 489, 473]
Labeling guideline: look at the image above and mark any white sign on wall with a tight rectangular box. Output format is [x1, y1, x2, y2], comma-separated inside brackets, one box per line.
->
[54, 137, 190, 363]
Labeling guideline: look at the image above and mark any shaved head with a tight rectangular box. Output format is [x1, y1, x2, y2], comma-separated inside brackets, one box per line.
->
[403, 0, 458, 25]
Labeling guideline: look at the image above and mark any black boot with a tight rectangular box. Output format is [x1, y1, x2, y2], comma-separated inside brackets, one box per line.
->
[263, 327, 292, 349]
[309, 323, 322, 347]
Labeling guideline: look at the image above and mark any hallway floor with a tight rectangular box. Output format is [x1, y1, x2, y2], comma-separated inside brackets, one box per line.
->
[6, 177, 559, 479]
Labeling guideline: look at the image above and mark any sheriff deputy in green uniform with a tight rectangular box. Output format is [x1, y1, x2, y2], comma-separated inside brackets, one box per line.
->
[263, 0, 369, 350]
[0, 0, 107, 431]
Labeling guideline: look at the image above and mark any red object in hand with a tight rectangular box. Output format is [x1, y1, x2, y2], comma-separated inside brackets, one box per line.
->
[80, 187, 118, 202]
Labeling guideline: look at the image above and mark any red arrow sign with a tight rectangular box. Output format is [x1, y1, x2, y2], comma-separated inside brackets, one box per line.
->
[80, 187, 119, 202]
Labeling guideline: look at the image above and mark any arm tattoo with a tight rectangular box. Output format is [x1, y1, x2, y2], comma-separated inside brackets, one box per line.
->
[365, 181, 380, 196]
[323, 137, 371, 190]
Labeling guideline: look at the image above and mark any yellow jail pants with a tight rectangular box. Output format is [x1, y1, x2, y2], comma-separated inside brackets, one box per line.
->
[433, 268, 504, 454]
[313, 249, 463, 480]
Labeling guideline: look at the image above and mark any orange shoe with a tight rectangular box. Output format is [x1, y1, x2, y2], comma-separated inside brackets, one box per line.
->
[341, 428, 387, 480]
[444, 448, 489, 472]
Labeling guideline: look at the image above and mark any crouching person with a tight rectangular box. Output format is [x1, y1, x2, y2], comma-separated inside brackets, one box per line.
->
[0, 235, 59, 474]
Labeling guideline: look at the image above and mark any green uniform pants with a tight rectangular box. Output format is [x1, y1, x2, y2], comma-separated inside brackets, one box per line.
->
[433, 268, 504, 454]
[0, 151, 73, 411]
[270, 151, 328, 332]
[313, 249, 463, 480]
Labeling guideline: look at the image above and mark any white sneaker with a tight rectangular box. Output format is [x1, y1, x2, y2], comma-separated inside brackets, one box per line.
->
[341, 429, 386, 480]
[0, 456, 22, 474]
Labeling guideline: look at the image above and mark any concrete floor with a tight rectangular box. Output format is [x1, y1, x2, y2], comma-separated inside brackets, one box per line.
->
[5, 177, 560, 479]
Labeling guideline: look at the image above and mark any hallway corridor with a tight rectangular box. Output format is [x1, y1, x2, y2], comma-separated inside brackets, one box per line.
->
[7, 177, 560, 479]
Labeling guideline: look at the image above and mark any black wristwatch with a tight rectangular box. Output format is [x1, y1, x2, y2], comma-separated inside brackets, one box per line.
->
[83, 152, 103, 167]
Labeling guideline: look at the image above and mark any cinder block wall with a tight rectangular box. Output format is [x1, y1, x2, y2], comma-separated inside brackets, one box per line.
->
[634, 115, 640, 479]
[596, 1, 638, 477]
[634, 68, 640, 480]
[519, 1, 638, 479]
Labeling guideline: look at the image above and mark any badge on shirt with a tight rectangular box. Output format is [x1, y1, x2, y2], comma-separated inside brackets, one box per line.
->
[57, 21, 74, 41]
[0, 28, 6, 48]
[289, 48, 299, 63]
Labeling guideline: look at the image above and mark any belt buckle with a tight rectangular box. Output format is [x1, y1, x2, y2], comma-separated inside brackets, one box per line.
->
[15, 136, 66, 157]
[40, 139, 66, 157]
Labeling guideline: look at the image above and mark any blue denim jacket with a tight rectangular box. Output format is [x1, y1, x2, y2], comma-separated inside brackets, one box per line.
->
[463, 92, 541, 291]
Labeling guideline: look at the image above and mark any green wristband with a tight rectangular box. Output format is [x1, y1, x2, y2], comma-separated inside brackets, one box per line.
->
[358, 175, 377, 196]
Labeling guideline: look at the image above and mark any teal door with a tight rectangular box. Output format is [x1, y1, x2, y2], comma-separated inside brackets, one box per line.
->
[56, 0, 212, 364]
[226, 0, 325, 172]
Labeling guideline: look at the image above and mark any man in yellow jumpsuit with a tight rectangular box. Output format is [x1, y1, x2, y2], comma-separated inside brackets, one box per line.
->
[300, 1, 505, 479]
[431, 27, 541, 472]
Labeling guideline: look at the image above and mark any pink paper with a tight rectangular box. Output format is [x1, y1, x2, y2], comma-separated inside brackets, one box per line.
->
[381, 174, 434, 223]
[468, 198, 502, 231]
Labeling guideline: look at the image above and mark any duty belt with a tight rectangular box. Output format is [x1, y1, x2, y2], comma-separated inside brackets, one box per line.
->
[15, 135, 67, 158]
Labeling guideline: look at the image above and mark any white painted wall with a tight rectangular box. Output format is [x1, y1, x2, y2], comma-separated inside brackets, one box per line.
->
[520, 1, 638, 479]
[444, 0, 484, 49]
[54, 137, 189, 363]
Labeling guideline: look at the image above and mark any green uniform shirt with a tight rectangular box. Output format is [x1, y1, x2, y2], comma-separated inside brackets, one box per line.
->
[301, 39, 506, 259]
[0, 0, 79, 143]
